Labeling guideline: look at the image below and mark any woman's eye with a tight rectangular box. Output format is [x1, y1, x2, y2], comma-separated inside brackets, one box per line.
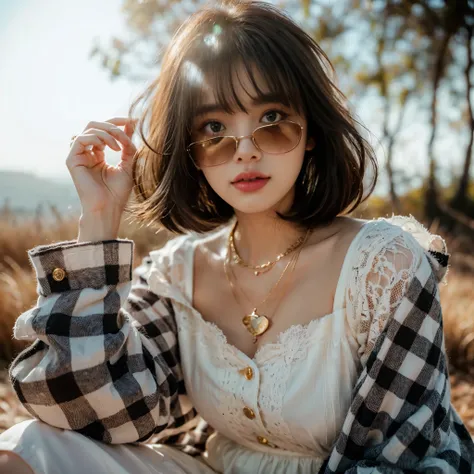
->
[202, 121, 224, 135]
[197, 109, 289, 136]
[262, 110, 288, 123]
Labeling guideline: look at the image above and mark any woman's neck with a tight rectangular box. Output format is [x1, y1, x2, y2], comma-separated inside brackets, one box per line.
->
[231, 211, 306, 265]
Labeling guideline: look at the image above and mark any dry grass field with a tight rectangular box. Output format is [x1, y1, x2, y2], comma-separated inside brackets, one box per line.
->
[1, 203, 474, 436]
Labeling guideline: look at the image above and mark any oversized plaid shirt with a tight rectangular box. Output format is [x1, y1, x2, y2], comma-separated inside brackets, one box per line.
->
[7, 216, 474, 473]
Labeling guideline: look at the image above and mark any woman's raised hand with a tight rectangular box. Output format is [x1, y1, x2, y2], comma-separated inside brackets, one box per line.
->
[66, 117, 137, 215]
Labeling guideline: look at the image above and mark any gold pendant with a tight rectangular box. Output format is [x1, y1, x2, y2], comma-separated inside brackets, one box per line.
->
[242, 309, 270, 338]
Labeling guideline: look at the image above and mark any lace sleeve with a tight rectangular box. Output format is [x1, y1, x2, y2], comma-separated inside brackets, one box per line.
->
[347, 221, 426, 368]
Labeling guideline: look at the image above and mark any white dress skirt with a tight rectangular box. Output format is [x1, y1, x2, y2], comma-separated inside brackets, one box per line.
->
[0, 418, 216, 474]
[0, 218, 422, 474]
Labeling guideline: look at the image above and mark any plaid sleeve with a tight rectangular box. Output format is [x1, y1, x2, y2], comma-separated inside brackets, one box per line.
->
[354, 230, 427, 368]
[8, 238, 197, 444]
[325, 230, 474, 473]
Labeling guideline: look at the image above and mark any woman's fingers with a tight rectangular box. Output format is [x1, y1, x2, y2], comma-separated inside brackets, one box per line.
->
[83, 120, 136, 155]
[91, 145, 105, 161]
[112, 121, 137, 155]
[67, 117, 137, 173]
[105, 117, 138, 144]
[123, 119, 137, 142]
[70, 134, 105, 153]
[121, 120, 138, 159]
[84, 129, 121, 151]
[104, 117, 134, 127]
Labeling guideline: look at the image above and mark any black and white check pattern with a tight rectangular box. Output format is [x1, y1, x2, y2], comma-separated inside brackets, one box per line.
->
[7, 224, 474, 472]
[10, 238, 197, 445]
[324, 247, 474, 473]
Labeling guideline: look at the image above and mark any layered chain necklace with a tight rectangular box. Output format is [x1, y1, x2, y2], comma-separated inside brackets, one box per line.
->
[224, 222, 311, 342]
[228, 222, 308, 276]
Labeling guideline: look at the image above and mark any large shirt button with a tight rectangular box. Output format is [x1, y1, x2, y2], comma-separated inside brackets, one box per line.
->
[257, 435, 268, 445]
[243, 407, 255, 419]
[244, 366, 253, 380]
[52, 268, 66, 281]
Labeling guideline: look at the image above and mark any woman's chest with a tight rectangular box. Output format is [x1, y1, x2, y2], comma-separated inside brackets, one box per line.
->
[174, 303, 359, 454]
[192, 249, 342, 359]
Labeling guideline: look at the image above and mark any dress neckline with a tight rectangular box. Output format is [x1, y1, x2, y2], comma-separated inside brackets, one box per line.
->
[181, 219, 374, 364]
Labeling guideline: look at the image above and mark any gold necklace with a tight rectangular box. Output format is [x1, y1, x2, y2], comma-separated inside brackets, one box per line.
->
[224, 250, 295, 343]
[224, 228, 310, 342]
[225, 233, 308, 343]
[229, 220, 308, 276]
[228, 237, 300, 311]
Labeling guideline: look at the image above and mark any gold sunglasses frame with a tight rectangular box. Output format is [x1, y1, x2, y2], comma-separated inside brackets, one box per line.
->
[186, 119, 304, 168]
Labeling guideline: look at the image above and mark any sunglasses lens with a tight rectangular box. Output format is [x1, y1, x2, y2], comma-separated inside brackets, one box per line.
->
[189, 136, 236, 167]
[188, 121, 302, 167]
[254, 122, 302, 154]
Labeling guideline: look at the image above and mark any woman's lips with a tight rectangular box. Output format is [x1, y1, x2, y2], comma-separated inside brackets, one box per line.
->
[231, 177, 270, 192]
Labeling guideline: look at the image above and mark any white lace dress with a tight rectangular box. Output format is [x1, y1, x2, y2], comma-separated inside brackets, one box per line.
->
[142, 216, 434, 473]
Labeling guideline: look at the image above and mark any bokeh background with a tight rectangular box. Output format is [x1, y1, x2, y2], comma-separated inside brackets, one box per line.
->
[1, 0, 474, 436]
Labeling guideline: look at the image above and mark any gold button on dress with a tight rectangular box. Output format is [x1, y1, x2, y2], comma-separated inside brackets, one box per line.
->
[257, 436, 269, 445]
[52, 268, 66, 281]
[244, 366, 253, 380]
[243, 407, 255, 419]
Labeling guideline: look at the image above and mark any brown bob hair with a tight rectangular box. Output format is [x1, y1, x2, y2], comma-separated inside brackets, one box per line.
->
[127, 0, 378, 234]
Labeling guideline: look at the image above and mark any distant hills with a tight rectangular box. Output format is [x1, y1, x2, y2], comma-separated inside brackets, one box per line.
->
[0, 170, 81, 218]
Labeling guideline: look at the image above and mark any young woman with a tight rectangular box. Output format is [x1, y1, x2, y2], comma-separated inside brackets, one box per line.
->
[1, 1, 473, 473]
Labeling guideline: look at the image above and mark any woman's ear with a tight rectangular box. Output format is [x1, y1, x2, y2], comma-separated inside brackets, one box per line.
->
[305, 136, 315, 151]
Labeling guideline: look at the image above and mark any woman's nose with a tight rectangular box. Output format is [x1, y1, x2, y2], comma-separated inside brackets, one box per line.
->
[233, 136, 262, 163]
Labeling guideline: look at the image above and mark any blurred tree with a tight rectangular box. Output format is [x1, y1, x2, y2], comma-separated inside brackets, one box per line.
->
[380, 0, 473, 223]
[352, 2, 427, 213]
[451, 21, 474, 216]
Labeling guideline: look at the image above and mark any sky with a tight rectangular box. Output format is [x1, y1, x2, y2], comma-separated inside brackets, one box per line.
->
[0, 0, 147, 182]
[0, 0, 467, 193]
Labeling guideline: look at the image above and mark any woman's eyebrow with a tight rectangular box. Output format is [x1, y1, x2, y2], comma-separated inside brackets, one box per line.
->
[194, 93, 290, 117]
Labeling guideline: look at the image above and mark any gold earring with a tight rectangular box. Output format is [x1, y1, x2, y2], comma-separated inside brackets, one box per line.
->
[305, 137, 315, 151]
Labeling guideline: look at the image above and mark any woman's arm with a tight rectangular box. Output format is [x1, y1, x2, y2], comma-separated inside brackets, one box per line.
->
[8, 238, 196, 444]
[328, 220, 474, 473]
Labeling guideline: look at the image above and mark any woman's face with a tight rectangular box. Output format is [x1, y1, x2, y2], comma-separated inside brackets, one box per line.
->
[190, 65, 315, 216]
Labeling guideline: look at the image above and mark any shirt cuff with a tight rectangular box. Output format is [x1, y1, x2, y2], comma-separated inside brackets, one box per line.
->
[28, 239, 134, 297]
